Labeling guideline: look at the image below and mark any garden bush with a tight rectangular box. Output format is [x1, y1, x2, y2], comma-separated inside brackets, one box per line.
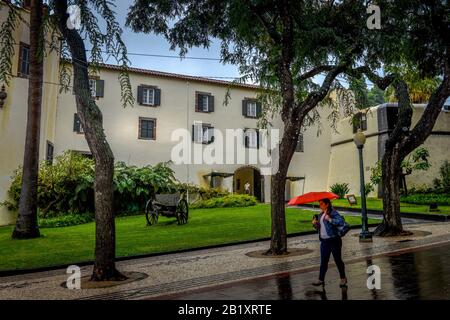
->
[433, 161, 450, 194]
[330, 183, 350, 199]
[400, 194, 450, 206]
[190, 194, 257, 209]
[177, 183, 230, 201]
[1, 151, 178, 218]
[38, 213, 94, 228]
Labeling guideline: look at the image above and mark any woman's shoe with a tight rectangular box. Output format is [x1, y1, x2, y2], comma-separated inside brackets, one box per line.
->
[312, 280, 325, 287]
[339, 279, 348, 288]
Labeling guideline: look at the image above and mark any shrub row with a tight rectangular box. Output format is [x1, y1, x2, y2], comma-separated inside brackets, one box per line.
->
[1, 151, 178, 218]
[400, 193, 450, 206]
[190, 194, 258, 209]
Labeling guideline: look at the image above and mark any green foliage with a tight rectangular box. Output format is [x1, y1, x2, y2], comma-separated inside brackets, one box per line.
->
[2, 151, 178, 217]
[51, 0, 134, 108]
[191, 194, 257, 209]
[384, 66, 441, 103]
[126, 0, 368, 130]
[408, 184, 436, 195]
[433, 161, 450, 194]
[114, 161, 177, 213]
[370, 161, 382, 186]
[39, 213, 94, 228]
[365, 183, 375, 197]
[370, 147, 431, 186]
[349, 76, 370, 110]
[330, 183, 350, 199]
[401, 147, 431, 174]
[0, 3, 21, 85]
[177, 183, 230, 201]
[400, 194, 450, 206]
[367, 86, 385, 107]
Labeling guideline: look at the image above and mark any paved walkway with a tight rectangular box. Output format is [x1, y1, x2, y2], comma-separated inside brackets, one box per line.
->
[0, 221, 449, 300]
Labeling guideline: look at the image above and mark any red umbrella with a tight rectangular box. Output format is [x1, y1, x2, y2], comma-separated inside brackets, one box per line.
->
[288, 191, 339, 206]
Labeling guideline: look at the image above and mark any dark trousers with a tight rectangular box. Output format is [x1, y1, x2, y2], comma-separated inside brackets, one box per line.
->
[319, 236, 346, 281]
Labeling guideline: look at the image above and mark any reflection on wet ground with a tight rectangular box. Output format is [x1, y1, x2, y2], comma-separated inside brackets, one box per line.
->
[161, 243, 450, 300]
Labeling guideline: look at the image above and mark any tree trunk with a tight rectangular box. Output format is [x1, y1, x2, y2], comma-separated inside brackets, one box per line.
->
[373, 70, 450, 236]
[266, 123, 297, 255]
[374, 148, 409, 236]
[268, 173, 288, 255]
[54, 0, 125, 281]
[12, 0, 43, 240]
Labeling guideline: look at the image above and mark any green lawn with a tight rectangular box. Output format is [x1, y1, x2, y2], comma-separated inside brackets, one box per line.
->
[0, 204, 379, 272]
[332, 197, 450, 215]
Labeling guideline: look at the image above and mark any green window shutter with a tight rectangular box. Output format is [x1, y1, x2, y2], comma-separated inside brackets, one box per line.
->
[96, 79, 105, 97]
[137, 86, 144, 104]
[208, 95, 214, 112]
[256, 102, 262, 118]
[196, 93, 202, 111]
[208, 126, 215, 144]
[154, 88, 161, 106]
[73, 113, 81, 132]
[242, 100, 248, 117]
[244, 128, 249, 148]
[257, 129, 260, 149]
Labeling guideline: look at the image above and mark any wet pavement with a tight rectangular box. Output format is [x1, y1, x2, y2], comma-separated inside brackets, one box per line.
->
[1, 221, 450, 300]
[159, 243, 450, 300]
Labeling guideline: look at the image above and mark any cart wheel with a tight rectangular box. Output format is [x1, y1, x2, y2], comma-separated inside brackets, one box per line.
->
[177, 199, 189, 225]
[145, 200, 159, 226]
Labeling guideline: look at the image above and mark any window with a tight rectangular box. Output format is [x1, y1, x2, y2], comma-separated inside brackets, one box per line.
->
[139, 118, 156, 140]
[248, 102, 257, 117]
[386, 107, 399, 130]
[444, 98, 450, 111]
[18, 43, 30, 77]
[193, 122, 214, 144]
[242, 100, 261, 118]
[89, 79, 97, 97]
[82, 78, 105, 98]
[73, 113, 84, 134]
[46, 141, 54, 164]
[138, 85, 161, 106]
[352, 112, 368, 133]
[196, 92, 214, 113]
[244, 128, 259, 149]
[142, 88, 155, 105]
[295, 133, 304, 153]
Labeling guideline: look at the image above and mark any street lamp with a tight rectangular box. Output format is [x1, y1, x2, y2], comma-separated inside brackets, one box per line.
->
[354, 129, 373, 242]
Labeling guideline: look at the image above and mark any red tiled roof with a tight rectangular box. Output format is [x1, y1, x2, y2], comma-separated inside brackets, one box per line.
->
[95, 62, 260, 90]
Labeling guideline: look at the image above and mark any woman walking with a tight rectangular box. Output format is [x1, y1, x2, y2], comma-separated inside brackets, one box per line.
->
[312, 198, 347, 288]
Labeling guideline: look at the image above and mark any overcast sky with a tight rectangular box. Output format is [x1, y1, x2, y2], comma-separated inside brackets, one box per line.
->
[99, 1, 241, 80]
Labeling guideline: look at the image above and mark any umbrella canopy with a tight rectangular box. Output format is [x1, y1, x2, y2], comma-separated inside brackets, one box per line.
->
[288, 191, 339, 206]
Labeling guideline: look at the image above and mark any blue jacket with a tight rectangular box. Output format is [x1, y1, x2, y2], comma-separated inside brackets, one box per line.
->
[314, 209, 345, 239]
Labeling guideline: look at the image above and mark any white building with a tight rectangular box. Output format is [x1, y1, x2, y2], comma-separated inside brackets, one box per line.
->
[1, 6, 449, 226]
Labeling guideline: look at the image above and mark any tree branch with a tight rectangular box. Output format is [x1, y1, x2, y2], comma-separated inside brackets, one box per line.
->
[401, 51, 450, 156]
[297, 65, 336, 82]
[244, 0, 281, 44]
